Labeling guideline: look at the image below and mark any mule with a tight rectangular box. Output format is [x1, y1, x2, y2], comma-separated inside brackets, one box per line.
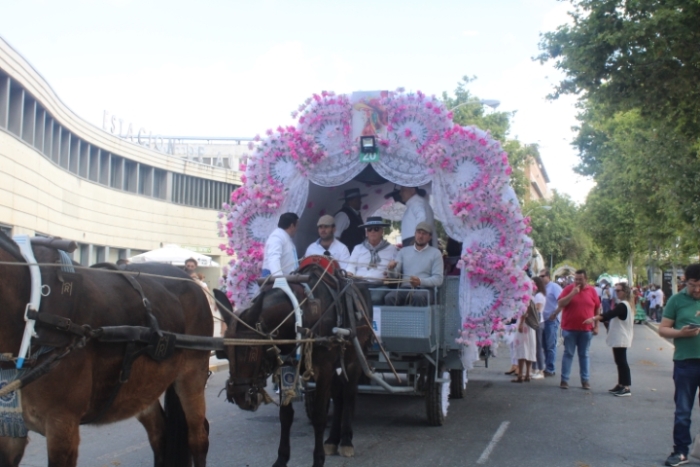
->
[0, 232, 212, 467]
[219, 257, 372, 467]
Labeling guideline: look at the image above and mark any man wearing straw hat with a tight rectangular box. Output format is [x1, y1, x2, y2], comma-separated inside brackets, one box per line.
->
[384, 222, 443, 307]
[334, 187, 367, 253]
[346, 216, 398, 304]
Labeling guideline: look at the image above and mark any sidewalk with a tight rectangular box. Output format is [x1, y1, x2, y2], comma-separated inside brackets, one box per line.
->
[209, 353, 228, 373]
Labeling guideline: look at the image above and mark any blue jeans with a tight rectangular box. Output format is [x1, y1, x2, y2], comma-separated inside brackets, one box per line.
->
[543, 320, 559, 373]
[561, 330, 592, 383]
[672, 359, 700, 456]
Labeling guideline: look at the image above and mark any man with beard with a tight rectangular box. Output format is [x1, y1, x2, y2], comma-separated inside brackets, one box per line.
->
[659, 264, 700, 466]
[304, 214, 350, 269]
[385, 222, 443, 306]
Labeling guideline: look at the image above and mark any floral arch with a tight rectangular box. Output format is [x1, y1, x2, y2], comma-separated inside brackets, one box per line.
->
[218, 89, 533, 366]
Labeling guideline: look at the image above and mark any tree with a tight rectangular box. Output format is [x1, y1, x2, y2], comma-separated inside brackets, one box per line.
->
[538, 1, 700, 279]
[538, 0, 700, 141]
[525, 192, 592, 268]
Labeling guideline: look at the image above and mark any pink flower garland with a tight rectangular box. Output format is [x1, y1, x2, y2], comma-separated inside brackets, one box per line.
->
[218, 89, 532, 336]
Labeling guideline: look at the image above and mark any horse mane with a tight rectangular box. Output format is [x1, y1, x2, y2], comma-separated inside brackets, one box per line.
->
[0, 230, 25, 263]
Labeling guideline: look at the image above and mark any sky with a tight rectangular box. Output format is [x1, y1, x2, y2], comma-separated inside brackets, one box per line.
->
[0, 0, 595, 203]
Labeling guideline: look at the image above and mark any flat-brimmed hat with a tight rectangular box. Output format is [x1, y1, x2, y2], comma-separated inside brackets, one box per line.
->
[359, 216, 390, 229]
[416, 221, 433, 234]
[339, 188, 368, 201]
[317, 214, 336, 227]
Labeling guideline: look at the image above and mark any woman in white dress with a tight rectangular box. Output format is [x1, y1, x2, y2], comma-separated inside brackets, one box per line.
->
[512, 278, 545, 382]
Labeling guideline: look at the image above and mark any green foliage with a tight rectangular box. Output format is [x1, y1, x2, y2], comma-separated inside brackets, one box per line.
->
[441, 76, 529, 201]
[538, 0, 700, 141]
[526, 192, 592, 268]
[538, 0, 700, 274]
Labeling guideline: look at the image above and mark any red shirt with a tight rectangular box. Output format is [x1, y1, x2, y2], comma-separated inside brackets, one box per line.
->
[559, 284, 601, 331]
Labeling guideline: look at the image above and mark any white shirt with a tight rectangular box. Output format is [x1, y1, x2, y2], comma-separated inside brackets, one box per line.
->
[304, 239, 350, 269]
[651, 289, 664, 308]
[533, 292, 546, 323]
[346, 242, 398, 281]
[401, 194, 435, 241]
[262, 227, 298, 276]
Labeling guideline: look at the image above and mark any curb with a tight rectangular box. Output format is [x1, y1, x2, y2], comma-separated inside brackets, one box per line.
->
[644, 319, 659, 333]
[209, 356, 228, 373]
[643, 319, 674, 345]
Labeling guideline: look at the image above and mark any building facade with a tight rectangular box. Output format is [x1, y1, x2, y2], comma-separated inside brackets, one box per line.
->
[0, 37, 242, 270]
[524, 152, 551, 201]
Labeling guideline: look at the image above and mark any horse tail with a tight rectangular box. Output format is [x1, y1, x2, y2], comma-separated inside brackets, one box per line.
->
[163, 384, 191, 467]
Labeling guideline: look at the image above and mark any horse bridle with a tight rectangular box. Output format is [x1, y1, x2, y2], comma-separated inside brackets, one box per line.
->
[225, 262, 358, 404]
[225, 328, 278, 406]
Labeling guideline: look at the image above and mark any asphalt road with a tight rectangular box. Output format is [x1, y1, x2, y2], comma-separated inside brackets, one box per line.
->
[19, 323, 693, 467]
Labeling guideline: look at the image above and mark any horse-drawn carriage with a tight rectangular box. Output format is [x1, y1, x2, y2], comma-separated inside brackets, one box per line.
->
[0, 90, 531, 467]
[216, 89, 533, 465]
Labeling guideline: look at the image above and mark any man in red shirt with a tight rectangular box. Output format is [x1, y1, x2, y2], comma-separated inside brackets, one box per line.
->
[553, 269, 601, 389]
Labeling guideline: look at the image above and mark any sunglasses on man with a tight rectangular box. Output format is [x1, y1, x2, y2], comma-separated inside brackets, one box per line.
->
[366, 227, 383, 232]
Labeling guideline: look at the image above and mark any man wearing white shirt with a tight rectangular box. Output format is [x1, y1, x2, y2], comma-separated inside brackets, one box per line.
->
[399, 186, 435, 247]
[651, 284, 665, 323]
[346, 216, 398, 304]
[262, 212, 299, 278]
[304, 215, 350, 269]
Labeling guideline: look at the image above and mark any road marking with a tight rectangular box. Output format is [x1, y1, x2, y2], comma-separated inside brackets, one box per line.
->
[476, 421, 510, 464]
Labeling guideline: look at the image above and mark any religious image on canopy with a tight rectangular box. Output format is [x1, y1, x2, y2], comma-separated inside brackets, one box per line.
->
[217, 89, 533, 368]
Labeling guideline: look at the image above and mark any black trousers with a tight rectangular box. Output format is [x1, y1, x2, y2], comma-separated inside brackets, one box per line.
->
[612, 347, 631, 386]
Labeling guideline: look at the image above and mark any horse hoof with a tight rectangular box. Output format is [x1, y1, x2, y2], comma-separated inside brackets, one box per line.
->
[324, 443, 339, 456]
[339, 445, 355, 457]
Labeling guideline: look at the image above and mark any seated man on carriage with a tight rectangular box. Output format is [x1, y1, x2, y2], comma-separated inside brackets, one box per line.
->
[345, 216, 398, 304]
[385, 221, 443, 306]
[303, 214, 350, 269]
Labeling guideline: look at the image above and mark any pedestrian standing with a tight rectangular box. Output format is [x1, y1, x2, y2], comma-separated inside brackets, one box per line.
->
[582, 282, 634, 397]
[551, 269, 601, 390]
[542, 269, 563, 377]
[531, 276, 547, 379]
[658, 264, 700, 466]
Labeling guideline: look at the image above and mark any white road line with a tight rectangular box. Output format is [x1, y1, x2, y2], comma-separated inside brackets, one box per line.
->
[476, 421, 510, 464]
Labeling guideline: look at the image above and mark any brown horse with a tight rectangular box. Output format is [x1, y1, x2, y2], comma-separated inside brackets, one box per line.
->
[218, 257, 372, 467]
[0, 232, 212, 467]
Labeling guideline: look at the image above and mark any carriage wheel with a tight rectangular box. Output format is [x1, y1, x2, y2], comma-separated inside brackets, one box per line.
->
[425, 365, 447, 426]
[449, 369, 466, 399]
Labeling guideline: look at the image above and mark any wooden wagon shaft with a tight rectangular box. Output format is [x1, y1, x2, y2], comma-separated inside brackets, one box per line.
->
[256, 274, 310, 285]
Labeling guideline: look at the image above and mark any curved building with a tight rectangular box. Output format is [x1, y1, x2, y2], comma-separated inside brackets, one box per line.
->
[0, 37, 241, 274]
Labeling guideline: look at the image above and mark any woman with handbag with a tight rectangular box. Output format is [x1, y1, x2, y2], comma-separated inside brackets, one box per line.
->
[512, 279, 543, 382]
[582, 282, 634, 396]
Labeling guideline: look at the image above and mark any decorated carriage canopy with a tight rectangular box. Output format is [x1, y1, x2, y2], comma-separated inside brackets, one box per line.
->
[218, 90, 533, 366]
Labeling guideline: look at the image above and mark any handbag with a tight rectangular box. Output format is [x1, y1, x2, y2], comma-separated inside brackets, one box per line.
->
[690, 434, 700, 459]
[524, 300, 540, 330]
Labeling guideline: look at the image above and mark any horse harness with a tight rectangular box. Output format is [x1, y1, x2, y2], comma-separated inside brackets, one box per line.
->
[0, 240, 221, 423]
[225, 258, 371, 407]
